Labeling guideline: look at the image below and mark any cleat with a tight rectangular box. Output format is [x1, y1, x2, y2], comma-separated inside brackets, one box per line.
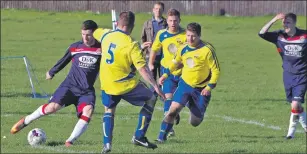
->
[285, 136, 293, 139]
[131, 136, 135, 144]
[102, 143, 112, 153]
[154, 138, 165, 144]
[65, 141, 73, 147]
[133, 137, 157, 149]
[10, 117, 27, 134]
[167, 129, 175, 138]
[175, 114, 180, 125]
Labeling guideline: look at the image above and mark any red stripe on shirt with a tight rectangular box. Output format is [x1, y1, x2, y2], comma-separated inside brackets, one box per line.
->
[70, 47, 100, 52]
[286, 34, 307, 41]
[277, 48, 282, 53]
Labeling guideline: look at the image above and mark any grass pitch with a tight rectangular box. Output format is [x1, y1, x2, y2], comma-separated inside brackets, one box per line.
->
[1, 9, 306, 153]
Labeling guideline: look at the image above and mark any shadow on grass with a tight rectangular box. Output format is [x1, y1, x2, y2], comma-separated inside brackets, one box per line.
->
[1, 92, 50, 98]
[225, 134, 278, 139]
[46, 141, 63, 146]
[1, 92, 33, 98]
[214, 98, 286, 103]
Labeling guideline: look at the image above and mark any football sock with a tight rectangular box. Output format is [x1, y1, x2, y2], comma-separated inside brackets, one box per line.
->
[298, 109, 306, 130]
[66, 115, 90, 143]
[102, 113, 114, 145]
[158, 121, 173, 140]
[135, 104, 154, 139]
[164, 99, 172, 113]
[24, 104, 48, 125]
[287, 109, 301, 137]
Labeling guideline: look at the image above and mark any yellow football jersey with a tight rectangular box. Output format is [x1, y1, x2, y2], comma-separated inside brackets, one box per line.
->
[164, 41, 220, 89]
[151, 28, 186, 76]
[93, 28, 146, 95]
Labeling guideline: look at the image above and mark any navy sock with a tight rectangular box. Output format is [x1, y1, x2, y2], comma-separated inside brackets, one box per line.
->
[158, 121, 174, 140]
[164, 99, 172, 112]
[102, 113, 114, 145]
[134, 104, 154, 139]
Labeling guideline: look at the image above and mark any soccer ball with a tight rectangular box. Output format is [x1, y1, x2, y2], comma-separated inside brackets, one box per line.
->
[27, 128, 46, 146]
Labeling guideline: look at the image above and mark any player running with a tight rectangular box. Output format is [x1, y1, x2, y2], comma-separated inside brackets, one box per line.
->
[149, 8, 186, 138]
[10, 20, 101, 147]
[156, 22, 221, 142]
[258, 13, 307, 139]
[93, 11, 165, 153]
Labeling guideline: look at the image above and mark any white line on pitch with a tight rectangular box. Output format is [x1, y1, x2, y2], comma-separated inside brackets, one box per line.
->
[34, 145, 96, 153]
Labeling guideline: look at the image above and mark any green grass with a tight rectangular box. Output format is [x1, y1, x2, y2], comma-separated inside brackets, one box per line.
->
[1, 9, 306, 153]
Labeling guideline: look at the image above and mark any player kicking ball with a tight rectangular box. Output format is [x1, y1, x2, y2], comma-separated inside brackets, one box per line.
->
[10, 20, 101, 147]
[156, 22, 221, 142]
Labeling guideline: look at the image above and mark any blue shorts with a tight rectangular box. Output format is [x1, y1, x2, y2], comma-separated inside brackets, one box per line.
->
[101, 82, 154, 108]
[283, 71, 307, 103]
[173, 79, 211, 119]
[160, 66, 180, 94]
[49, 86, 96, 117]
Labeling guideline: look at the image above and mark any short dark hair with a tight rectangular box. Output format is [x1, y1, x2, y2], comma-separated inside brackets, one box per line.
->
[118, 11, 135, 28]
[187, 22, 201, 36]
[81, 20, 98, 31]
[167, 8, 180, 19]
[155, 2, 165, 10]
[285, 13, 297, 23]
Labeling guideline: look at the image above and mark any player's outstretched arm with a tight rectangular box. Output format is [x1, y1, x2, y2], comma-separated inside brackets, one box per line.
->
[47, 48, 72, 80]
[130, 41, 166, 100]
[138, 66, 166, 100]
[259, 13, 285, 34]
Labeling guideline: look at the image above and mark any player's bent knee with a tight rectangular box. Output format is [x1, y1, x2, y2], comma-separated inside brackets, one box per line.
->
[82, 105, 94, 117]
[44, 102, 61, 114]
[190, 117, 202, 127]
[190, 113, 203, 127]
[165, 93, 173, 99]
[167, 108, 180, 118]
[146, 95, 157, 108]
[291, 101, 302, 110]
[190, 120, 202, 127]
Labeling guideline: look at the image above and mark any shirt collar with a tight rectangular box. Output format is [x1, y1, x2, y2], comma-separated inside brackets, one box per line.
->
[152, 16, 163, 22]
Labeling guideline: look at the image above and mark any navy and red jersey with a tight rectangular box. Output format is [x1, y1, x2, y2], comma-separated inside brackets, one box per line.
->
[49, 41, 101, 94]
[259, 28, 307, 75]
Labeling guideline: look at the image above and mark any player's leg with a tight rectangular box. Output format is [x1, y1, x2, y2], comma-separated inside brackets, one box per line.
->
[65, 93, 96, 147]
[284, 73, 306, 139]
[296, 77, 307, 133]
[161, 74, 181, 137]
[157, 79, 190, 142]
[286, 76, 307, 139]
[188, 88, 211, 127]
[10, 87, 71, 134]
[121, 82, 157, 149]
[101, 90, 121, 153]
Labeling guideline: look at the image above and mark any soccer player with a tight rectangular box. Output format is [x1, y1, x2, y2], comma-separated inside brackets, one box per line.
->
[258, 13, 307, 139]
[149, 8, 186, 137]
[10, 20, 101, 147]
[141, 1, 167, 81]
[156, 22, 221, 142]
[93, 11, 165, 153]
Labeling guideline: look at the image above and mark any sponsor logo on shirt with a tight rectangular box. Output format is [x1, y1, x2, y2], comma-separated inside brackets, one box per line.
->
[284, 45, 302, 57]
[78, 56, 98, 69]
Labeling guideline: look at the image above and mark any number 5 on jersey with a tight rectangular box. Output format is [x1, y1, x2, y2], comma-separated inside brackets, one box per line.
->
[106, 43, 116, 64]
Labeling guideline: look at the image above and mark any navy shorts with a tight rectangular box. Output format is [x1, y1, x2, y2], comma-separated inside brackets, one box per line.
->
[160, 66, 180, 94]
[173, 79, 211, 119]
[101, 82, 154, 108]
[49, 86, 96, 117]
[283, 71, 307, 103]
